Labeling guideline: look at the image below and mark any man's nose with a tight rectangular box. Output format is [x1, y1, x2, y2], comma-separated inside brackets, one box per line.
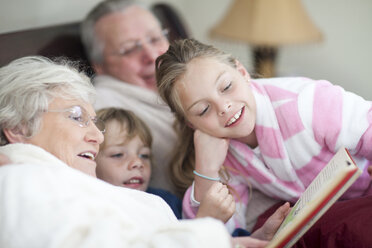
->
[141, 42, 159, 62]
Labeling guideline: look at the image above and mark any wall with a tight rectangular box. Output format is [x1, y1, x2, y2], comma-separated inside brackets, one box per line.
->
[280, 0, 372, 99]
[181, 0, 372, 99]
[1, 0, 371, 99]
[0, 0, 102, 32]
[0, 0, 182, 32]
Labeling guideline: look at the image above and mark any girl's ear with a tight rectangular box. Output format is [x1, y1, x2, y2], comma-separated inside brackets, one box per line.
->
[3, 127, 28, 144]
[186, 121, 195, 130]
[235, 60, 251, 81]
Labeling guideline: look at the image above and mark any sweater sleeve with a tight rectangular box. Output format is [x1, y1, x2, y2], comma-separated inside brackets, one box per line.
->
[182, 183, 200, 219]
[307, 80, 372, 156]
[301, 80, 372, 198]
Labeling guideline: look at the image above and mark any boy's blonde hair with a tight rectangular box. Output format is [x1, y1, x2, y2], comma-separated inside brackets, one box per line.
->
[97, 107, 153, 156]
[155, 38, 237, 195]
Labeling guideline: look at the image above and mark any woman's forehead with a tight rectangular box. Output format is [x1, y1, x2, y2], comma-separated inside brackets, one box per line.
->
[48, 97, 95, 114]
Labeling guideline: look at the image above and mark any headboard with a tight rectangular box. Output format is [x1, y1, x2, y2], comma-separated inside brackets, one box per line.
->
[0, 22, 93, 75]
[0, 3, 189, 75]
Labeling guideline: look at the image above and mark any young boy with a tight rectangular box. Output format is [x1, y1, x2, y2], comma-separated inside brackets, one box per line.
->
[95, 107, 183, 218]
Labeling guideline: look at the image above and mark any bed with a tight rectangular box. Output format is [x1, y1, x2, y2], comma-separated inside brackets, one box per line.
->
[0, 3, 280, 233]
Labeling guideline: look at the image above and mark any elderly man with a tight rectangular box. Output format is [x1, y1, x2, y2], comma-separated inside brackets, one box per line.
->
[81, 0, 177, 193]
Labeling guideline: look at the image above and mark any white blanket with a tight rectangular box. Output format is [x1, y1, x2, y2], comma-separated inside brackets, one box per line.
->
[0, 144, 231, 248]
[94, 75, 177, 193]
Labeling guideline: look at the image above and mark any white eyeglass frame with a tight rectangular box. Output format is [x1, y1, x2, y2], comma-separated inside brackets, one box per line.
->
[48, 105, 105, 133]
[112, 29, 169, 57]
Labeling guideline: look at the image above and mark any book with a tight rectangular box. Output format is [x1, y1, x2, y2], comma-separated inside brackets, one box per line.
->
[266, 147, 362, 248]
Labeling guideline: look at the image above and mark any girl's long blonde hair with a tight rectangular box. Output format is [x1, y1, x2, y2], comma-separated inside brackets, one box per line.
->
[156, 38, 237, 195]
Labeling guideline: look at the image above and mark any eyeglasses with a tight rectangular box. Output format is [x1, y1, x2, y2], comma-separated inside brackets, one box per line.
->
[48, 105, 105, 133]
[113, 29, 169, 57]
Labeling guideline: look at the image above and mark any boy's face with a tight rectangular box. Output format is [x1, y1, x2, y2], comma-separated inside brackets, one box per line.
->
[95, 120, 151, 191]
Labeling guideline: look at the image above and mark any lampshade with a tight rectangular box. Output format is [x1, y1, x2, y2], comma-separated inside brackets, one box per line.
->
[210, 0, 322, 46]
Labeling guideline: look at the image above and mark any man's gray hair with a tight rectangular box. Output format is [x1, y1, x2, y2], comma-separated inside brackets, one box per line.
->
[80, 0, 152, 65]
[0, 56, 96, 145]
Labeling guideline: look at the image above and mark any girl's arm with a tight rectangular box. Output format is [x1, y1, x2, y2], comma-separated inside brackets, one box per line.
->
[0, 154, 11, 166]
[296, 80, 372, 199]
[193, 129, 229, 202]
[189, 130, 250, 233]
[306, 80, 372, 158]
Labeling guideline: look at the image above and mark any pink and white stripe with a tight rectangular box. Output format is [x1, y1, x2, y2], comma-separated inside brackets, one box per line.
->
[183, 77, 372, 233]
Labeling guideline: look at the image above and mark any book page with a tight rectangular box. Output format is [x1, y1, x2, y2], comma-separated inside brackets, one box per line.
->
[267, 147, 361, 248]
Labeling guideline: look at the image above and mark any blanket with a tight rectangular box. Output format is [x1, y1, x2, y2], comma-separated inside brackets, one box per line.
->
[0, 144, 231, 248]
[253, 196, 372, 247]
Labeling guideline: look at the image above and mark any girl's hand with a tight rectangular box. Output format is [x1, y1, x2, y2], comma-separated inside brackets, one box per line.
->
[0, 154, 11, 166]
[231, 236, 268, 248]
[193, 129, 229, 175]
[251, 202, 291, 241]
[196, 181, 235, 223]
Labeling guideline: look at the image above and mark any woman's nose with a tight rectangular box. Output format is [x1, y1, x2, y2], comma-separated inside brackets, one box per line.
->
[85, 122, 104, 145]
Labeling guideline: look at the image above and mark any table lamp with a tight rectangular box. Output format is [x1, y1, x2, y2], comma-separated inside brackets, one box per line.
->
[210, 0, 323, 77]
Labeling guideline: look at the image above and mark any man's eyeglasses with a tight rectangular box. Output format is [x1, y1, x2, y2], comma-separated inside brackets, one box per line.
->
[48, 106, 105, 133]
[113, 29, 169, 57]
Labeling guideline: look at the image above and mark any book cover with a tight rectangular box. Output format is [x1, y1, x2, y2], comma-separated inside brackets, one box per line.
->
[266, 147, 362, 248]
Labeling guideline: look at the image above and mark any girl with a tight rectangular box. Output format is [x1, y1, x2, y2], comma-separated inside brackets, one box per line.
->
[95, 107, 290, 241]
[155, 38, 372, 234]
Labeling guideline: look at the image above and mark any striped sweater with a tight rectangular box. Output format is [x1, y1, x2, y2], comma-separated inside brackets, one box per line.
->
[183, 77, 372, 233]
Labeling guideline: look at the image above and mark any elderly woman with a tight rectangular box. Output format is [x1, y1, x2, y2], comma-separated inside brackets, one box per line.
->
[0, 56, 287, 248]
[0, 57, 104, 176]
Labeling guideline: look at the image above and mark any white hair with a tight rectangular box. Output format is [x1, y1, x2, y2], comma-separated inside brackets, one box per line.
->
[80, 0, 154, 64]
[0, 56, 96, 145]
